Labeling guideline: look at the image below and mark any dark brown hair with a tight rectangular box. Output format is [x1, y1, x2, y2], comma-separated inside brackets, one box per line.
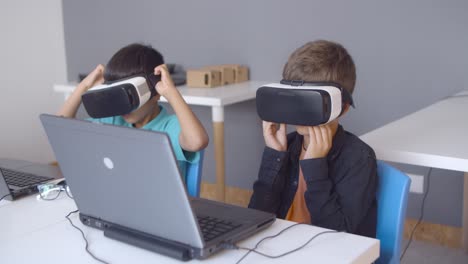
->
[104, 43, 164, 83]
[282, 40, 356, 94]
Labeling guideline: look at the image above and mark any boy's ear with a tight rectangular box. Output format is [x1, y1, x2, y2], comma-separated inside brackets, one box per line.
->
[341, 104, 351, 115]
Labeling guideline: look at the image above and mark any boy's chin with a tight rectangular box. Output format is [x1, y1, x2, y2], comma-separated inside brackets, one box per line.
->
[122, 114, 139, 124]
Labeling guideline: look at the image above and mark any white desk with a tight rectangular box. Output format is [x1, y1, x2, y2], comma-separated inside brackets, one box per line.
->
[54, 81, 266, 202]
[0, 195, 77, 246]
[360, 90, 468, 251]
[0, 195, 379, 263]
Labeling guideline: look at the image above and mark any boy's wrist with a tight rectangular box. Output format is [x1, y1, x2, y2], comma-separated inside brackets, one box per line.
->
[161, 87, 181, 102]
[75, 83, 91, 94]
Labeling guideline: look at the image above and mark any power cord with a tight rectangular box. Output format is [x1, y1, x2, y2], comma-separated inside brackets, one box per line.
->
[0, 193, 11, 202]
[400, 167, 432, 261]
[66, 210, 110, 264]
[223, 223, 341, 264]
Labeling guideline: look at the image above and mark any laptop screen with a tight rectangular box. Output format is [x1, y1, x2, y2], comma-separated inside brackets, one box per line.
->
[40, 114, 204, 248]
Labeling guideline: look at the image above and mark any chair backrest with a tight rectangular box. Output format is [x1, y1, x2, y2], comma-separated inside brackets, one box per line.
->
[376, 161, 411, 264]
[185, 150, 204, 197]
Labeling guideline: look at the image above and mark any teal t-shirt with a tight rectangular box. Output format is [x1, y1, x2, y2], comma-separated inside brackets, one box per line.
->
[87, 106, 199, 178]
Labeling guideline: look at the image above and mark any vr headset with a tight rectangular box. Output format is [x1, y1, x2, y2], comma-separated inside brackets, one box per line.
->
[82, 74, 159, 118]
[256, 80, 354, 126]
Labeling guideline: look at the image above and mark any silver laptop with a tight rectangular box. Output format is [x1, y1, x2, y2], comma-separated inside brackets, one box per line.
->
[0, 158, 62, 201]
[40, 114, 275, 260]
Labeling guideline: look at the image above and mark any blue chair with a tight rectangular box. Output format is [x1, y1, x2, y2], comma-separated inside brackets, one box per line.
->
[186, 150, 204, 197]
[376, 161, 411, 264]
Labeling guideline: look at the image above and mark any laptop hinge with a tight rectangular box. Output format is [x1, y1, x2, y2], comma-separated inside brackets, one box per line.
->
[104, 225, 193, 261]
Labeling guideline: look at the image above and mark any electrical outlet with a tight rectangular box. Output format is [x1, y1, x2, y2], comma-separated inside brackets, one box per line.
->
[407, 173, 424, 194]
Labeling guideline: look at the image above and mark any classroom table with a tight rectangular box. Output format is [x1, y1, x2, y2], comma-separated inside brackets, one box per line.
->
[0, 194, 379, 263]
[360, 89, 468, 252]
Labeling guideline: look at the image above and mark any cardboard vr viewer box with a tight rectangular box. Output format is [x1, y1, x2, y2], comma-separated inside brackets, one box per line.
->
[186, 69, 222, 88]
[221, 64, 249, 83]
[202, 66, 235, 85]
[186, 64, 249, 88]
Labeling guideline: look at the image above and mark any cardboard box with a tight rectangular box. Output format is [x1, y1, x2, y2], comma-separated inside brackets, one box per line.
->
[186, 69, 222, 88]
[202, 66, 235, 85]
[220, 64, 249, 83]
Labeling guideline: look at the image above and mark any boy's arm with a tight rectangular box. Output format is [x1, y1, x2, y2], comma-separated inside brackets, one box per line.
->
[248, 147, 288, 215]
[301, 155, 377, 233]
[56, 65, 104, 118]
[154, 65, 208, 152]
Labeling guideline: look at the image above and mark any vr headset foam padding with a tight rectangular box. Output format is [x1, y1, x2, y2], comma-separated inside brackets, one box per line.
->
[256, 80, 354, 126]
[82, 74, 159, 119]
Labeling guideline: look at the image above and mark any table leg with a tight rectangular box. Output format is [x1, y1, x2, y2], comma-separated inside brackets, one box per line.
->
[212, 106, 225, 202]
[463, 172, 468, 252]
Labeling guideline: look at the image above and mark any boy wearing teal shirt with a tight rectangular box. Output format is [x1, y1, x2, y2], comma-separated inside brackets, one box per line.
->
[90, 106, 197, 177]
[57, 44, 209, 175]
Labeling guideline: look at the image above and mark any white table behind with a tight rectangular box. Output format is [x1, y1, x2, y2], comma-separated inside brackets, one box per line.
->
[361, 90, 468, 171]
[360, 89, 468, 251]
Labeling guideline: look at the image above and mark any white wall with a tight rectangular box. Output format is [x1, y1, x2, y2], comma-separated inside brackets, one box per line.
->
[0, 0, 67, 163]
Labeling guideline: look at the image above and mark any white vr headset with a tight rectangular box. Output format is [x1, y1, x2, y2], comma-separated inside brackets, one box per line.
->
[82, 74, 159, 118]
[256, 80, 354, 126]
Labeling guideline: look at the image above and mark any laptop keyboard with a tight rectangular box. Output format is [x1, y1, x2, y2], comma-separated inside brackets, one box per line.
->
[197, 216, 242, 242]
[1, 167, 53, 187]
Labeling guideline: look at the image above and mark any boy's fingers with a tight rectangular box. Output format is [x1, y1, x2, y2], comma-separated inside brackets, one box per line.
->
[263, 121, 275, 135]
[155, 64, 169, 74]
[326, 126, 332, 143]
[307, 127, 315, 146]
[278, 124, 286, 134]
[154, 66, 162, 75]
[313, 126, 322, 146]
[154, 65, 167, 75]
[319, 126, 328, 144]
[96, 64, 104, 72]
[93, 65, 104, 79]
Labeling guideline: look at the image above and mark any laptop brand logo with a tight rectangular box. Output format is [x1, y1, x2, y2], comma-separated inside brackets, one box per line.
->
[103, 157, 114, 170]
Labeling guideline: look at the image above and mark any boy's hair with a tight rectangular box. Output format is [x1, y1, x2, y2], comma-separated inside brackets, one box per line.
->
[104, 43, 164, 82]
[282, 40, 356, 94]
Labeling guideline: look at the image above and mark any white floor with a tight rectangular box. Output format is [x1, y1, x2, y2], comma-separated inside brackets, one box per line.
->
[401, 240, 468, 264]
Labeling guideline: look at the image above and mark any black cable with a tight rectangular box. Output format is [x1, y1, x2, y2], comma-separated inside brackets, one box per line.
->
[0, 193, 11, 202]
[235, 223, 308, 263]
[66, 210, 110, 264]
[400, 167, 432, 261]
[232, 223, 341, 264]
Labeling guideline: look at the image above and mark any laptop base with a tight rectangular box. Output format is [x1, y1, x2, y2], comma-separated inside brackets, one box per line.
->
[80, 213, 194, 261]
[104, 226, 193, 261]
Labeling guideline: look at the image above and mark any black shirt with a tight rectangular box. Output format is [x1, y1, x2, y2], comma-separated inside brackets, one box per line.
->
[248, 125, 378, 238]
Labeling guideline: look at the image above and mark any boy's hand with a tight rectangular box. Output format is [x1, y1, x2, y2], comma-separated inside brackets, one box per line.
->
[154, 64, 177, 98]
[303, 125, 333, 159]
[58, 64, 104, 118]
[79, 64, 105, 91]
[263, 121, 287, 151]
